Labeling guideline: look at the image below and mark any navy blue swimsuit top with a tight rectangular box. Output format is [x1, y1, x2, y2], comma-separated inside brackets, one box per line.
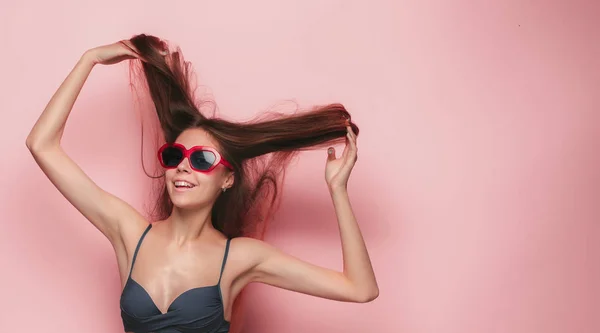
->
[120, 224, 231, 333]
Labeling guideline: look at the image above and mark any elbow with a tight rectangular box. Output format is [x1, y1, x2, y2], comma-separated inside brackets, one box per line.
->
[25, 137, 36, 151]
[365, 287, 380, 303]
[355, 286, 379, 303]
[26, 134, 40, 151]
[26, 136, 57, 153]
[26, 137, 37, 152]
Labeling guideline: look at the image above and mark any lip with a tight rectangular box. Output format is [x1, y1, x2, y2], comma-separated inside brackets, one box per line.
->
[173, 179, 196, 185]
[172, 179, 196, 191]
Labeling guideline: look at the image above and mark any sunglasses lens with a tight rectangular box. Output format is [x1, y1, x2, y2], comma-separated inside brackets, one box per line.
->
[190, 150, 217, 170]
[161, 146, 184, 167]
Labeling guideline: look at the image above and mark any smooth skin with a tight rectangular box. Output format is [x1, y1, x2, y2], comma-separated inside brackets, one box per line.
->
[26, 39, 379, 322]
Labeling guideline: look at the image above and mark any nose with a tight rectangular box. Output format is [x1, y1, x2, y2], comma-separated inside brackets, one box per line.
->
[176, 157, 192, 173]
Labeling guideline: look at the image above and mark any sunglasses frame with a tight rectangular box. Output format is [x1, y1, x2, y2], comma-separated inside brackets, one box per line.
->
[157, 143, 234, 172]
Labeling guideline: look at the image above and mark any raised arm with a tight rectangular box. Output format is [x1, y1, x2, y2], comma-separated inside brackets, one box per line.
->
[25, 40, 147, 247]
[245, 125, 379, 303]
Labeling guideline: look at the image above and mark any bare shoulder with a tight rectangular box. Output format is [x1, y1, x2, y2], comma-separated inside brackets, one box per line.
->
[227, 236, 270, 269]
[224, 237, 276, 283]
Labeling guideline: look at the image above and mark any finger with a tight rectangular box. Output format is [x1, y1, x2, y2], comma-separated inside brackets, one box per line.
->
[348, 130, 357, 147]
[342, 139, 358, 170]
[348, 135, 358, 160]
[327, 147, 336, 161]
[347, 125, 358, 141]
[347, 126, 358, 147]
[340, 135, 350, 160]
[119, 40, 142, 58]
[345, 126, 353, 144]
[346, 130, 358, 162]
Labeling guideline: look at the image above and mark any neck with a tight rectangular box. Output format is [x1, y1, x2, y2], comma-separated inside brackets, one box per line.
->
[166, 204, 217, 245]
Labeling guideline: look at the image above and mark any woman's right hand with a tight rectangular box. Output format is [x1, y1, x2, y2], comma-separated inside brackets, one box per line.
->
[84, 40, 142, 65]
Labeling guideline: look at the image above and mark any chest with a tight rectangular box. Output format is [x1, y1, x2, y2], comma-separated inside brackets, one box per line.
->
[120, 278, 230, 332]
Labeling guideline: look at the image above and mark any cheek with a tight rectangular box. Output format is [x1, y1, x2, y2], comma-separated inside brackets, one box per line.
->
[164, 169, 177, 181]
[193, 174, 221, 191]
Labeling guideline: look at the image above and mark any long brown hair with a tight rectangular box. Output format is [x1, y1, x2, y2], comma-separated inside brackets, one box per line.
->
[128, 34, 359, 239]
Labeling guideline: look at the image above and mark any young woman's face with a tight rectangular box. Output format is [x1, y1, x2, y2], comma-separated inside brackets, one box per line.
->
[163, 128, 234, 210]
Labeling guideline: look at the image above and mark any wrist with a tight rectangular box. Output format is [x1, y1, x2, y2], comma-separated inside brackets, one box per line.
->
[80, 50, 99, 66]
[328, 184, 348, 195]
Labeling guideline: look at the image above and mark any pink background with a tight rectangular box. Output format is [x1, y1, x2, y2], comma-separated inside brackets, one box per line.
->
[1, 0, 599, 332]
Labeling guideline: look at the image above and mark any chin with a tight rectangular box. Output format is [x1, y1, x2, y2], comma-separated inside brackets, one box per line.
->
[170, 197, 195, 208]
[169, 193, 198, 208]
[168, 189, 213, 210]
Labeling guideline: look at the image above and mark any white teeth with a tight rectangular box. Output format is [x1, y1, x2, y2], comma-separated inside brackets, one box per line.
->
[174, 181, 194, 188]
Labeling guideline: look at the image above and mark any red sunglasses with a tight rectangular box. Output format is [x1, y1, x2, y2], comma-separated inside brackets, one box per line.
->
[157, 143, 233, 172]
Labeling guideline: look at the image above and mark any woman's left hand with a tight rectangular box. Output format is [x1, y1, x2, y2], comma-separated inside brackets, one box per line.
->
[325, 126, 358, 191]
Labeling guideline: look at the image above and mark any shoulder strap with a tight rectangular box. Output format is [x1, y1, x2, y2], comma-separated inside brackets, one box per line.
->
[128, 224, 153, 277]
[217, 238, 231, 285]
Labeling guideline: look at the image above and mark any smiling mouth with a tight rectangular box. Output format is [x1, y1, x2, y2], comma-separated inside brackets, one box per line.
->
[174, 181, 196, 189]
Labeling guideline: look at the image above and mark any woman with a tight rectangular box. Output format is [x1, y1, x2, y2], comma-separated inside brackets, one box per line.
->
[26, 34, 378, 333]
